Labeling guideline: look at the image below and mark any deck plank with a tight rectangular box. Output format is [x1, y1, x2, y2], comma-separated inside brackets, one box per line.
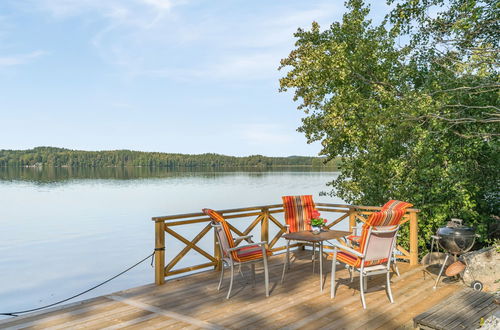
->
[413, 289, 498, 330]
[0, 251, 475, 330]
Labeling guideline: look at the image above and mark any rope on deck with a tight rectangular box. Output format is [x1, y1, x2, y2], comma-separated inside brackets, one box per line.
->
[0, 251, 155, 317]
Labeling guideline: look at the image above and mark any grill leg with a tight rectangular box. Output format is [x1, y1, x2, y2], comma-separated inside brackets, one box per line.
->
[433, 254, 449, 290]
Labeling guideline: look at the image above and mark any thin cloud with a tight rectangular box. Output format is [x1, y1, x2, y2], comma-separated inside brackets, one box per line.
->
[22, 1, 342, 82]
[0, 50, 47, 67]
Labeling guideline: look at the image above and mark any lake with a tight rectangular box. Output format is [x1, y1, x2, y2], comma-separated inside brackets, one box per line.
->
[0, 167, 345, 318]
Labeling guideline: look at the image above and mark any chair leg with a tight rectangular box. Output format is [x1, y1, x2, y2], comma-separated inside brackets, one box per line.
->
[330, 248, 338, 299]
[227, 262, 234, 299]
[392, 251, 400, 277]
[392, 261, 400, 277]
[217, 262, 225, 291]
[281, 239, 290, 284]
[238, 263, 244, 281]
[386, 271, 394, 303]
[262, 248, 269, 297]
[360, 270, 367, 309]
[251, 263, 256, 287]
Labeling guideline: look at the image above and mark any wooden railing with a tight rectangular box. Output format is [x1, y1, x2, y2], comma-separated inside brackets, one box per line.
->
[152, 203, 420, 285]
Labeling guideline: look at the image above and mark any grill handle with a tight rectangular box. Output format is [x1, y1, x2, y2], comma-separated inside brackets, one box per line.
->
[450, 218, 463, 226]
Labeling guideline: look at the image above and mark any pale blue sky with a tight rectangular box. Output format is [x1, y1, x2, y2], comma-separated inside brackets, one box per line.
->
[0, 0, 389, 156]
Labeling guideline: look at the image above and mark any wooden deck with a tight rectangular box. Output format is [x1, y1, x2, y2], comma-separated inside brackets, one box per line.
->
[0, 251, 460, 330]
[413, 289, 499, 329]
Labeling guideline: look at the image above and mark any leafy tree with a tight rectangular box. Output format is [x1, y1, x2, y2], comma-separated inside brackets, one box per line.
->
[388, 0, 499, 138]
[279, 0, 499, 252]
[0, 146, 340, 169]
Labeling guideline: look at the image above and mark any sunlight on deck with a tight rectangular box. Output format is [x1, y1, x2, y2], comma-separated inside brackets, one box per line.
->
[0, 251, 459, 329]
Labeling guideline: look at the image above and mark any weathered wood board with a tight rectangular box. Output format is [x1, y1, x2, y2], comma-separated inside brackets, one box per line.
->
[414, 288, 499, 330]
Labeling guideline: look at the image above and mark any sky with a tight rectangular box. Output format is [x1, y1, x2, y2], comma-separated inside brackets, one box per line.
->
[0, 0, 390, 156]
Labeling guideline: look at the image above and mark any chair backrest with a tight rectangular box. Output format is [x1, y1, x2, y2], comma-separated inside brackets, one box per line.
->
[362, 225, 399, 265]
[282, 195, 316, 232]
[202, 208, 235, 258]
[381, 200, 413, 212]
[357, 200, 413, 266]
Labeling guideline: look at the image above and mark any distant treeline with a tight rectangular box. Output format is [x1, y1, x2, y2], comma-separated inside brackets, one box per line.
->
[0, 147, 339, 168]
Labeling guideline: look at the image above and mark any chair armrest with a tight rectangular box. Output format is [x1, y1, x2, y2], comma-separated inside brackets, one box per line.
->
[227, 241, 267, 252]
[283, 224, 290, 234]
[351, 225, 360, 236]
[235, 235, 253, 240]
[329, 240, 363, 258]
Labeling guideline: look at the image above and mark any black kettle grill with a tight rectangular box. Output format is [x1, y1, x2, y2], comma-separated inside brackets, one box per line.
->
[433, 219, 478, 289]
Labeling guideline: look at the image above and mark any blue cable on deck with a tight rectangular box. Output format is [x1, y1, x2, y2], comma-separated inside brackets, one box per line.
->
[0, 252, 155, 317]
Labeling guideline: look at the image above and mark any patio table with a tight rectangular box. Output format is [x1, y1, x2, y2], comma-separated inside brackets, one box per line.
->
[282, 229, 351, 291]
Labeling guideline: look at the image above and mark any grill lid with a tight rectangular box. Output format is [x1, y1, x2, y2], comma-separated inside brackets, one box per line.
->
[437, 218, 476, 237]
[437, 226, 476, 237]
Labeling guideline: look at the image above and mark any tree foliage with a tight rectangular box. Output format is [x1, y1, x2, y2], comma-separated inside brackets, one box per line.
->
[0, 146, 339, 169]
[388, 0, 499, 138]
[279, 0, 499, 251]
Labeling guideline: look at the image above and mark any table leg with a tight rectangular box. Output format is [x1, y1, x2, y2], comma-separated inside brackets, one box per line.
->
[312, 242, 316, 273]
[319, 241, 323, 292]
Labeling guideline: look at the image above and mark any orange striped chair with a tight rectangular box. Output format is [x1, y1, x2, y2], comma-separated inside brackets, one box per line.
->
[282, 195, 316, 232]
[281, 195, 318, 283]
[203, 208, 272, 299]
[329, 203, 412, 309]
[346, 200, 413, 276]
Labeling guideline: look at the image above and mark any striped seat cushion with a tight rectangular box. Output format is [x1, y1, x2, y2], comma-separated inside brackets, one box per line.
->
[366, 209, 406, 226]
[333, 251, 388, 268]
[381, 200, 413, 211]
[202, 208, 272, 263]
[349, 201, 412, 243]
[235, 244, 272, 262]
[334, 201, 412, 268]
[282, 195, 316, 232]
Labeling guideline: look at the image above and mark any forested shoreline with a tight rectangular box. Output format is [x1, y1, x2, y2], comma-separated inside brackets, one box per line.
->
[0, 147, 338, 168]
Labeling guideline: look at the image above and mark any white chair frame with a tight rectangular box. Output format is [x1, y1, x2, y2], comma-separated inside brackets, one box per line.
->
[330, 226, 399, 309]
[350, 223, 401, 277]
[211, 223, 269, 299]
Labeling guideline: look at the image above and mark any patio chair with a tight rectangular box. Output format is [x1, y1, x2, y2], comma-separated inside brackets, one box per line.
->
[345, 200, 413, 277]
[281, 195, 318, 283]
[202, 208, 272, 299]
[329, 207, 410, 309]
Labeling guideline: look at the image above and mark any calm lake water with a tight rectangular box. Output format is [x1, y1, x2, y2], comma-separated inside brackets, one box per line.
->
[0, 167, 345, 318]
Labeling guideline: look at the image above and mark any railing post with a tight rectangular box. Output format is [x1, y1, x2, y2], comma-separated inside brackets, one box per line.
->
[261, 207, 269, 244]
[409, 211, 419, 266]
[214, 229, 222, 271]
[349, 207, 356, 232]
[155, 221, 165, 285]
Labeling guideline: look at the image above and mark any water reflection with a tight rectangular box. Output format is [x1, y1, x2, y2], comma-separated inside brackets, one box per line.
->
[0, 168, 342, 318]
[0, 166, 334, 184]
